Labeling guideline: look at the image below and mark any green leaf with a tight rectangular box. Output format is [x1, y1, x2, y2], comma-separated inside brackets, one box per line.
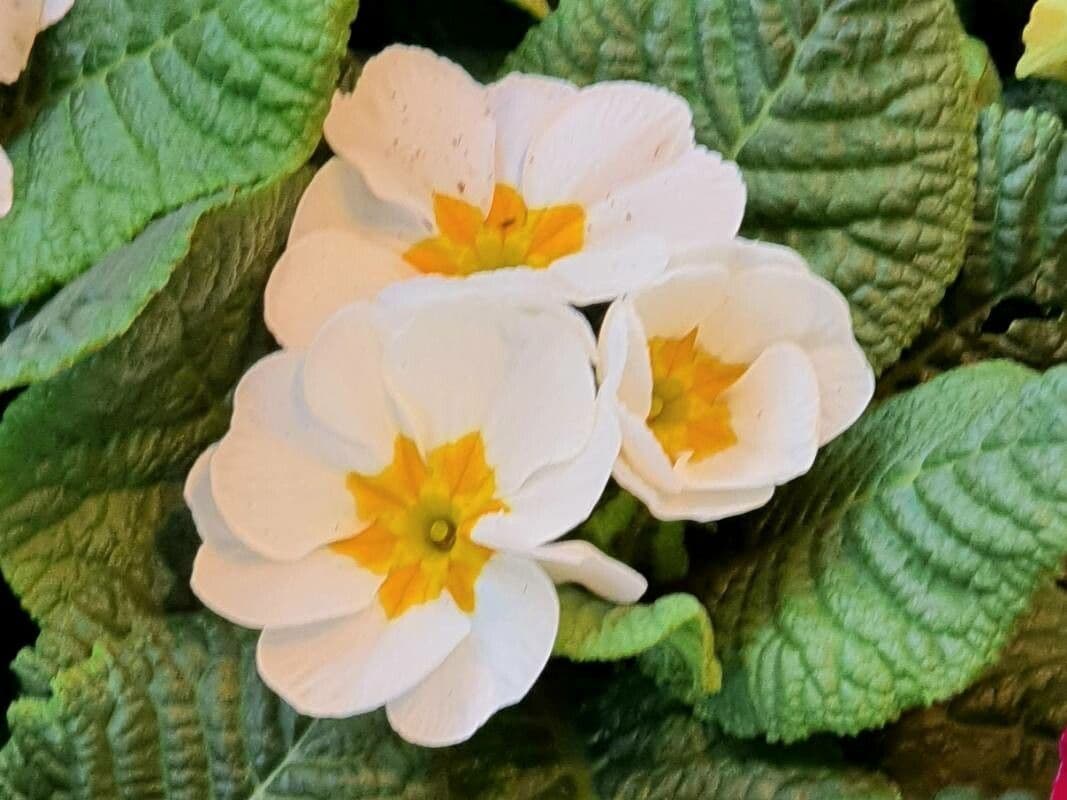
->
[0, 195, 222, 391]
[578, 486, 690, 583]
[0, 614, 900, 799]
[0, 172, 308, 668]
[876, 584, 1067, 799]
[962, 36, 1002, 109]
[0, 0, 357, 307]
[554, 586, 720, 703]
[882, 105, 1067, 394]
[506, 0, 977, 372]
[689, 361, 1067, 742]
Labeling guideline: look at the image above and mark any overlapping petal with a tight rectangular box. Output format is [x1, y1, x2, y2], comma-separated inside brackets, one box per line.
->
[187, 292, 643, 747]
[599, 239, 873, 522]
[266, 44, 745, 324]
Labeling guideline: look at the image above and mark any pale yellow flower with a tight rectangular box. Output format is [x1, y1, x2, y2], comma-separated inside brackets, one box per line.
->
[1017, 0, 1067, 82]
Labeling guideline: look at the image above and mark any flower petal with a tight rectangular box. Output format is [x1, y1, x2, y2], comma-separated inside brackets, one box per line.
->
[692, 263, 873, 444]
[382, 299, 510, 450]
[386, 555, 557, 746]
[183, 444, 241, 550]
[0, 146, 12, 217]
[522, 82, 694, 207]
[301, 302, 403, 471]
[256, 598, 470, 718]
[598, 300, 652, 418]
[324, 46, 496, 222]
[548, 235, 669, 305]
[631, 264, 731, 340]
[677, 341, 820, 490]
[670, 237, 810, 275]
[586, 147, 745, 251]
[0, 0, 40, 84]
[618, 407, 683, 493]
[40, 0, 75, 28]
[693, 265, 851, 362]
[807, 338, 875, 444]
[483, 306, 598, 493]
[264, 229, 415, 350]
[1017, 0, 1067, 81]
[473, 393, 620, 550]
[487, 72, 577, 186]
[376, 266, 569, 310]
[533, 540, 646, 604]
[192, 542, 380, 630]
[211, 352, 356, 562]
[288, 156, 425, 246]
[614, 457, 774, 523]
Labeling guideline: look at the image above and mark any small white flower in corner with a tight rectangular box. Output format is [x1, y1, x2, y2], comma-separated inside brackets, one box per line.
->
[185, 293, 646, 746]
[598, 239, 875, 523]
[0, 0, 76, 218]
[264, 44, 747, 348]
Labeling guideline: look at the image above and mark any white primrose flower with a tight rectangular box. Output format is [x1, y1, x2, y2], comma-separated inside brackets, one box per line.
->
[0, 0, 75, 217]
[264, 44, 747, 348]
[186, 293, 646, 747]
[598, 239, 875, 523]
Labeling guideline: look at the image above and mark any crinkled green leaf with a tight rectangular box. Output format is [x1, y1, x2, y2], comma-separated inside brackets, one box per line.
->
[0, 0, 356, 307]
[578, 486, 689, 583]
[0, 195, 223, 391]
[0, 614, 899, 799]
[882, 105, 1067, 394]
[689, 361, 1067, 742]
[554, 586, 720, 703]
[506, 0, 977, 372]
[0, 172, 308, 668]
[876, 584, 1067, 799]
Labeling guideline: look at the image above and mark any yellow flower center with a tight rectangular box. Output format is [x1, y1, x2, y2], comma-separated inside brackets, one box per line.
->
[646, 328, 747, 465]
[403, 183, 585, 276]
[331, 433, 506, 619]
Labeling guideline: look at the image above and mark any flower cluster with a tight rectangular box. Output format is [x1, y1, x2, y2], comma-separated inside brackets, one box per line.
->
[0, 0, 75, 217]
[187, 45, 873, 746]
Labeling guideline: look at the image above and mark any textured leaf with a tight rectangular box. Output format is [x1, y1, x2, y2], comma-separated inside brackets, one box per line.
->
[882, 105, 1067, 395]
[0, 0, 356, 306]
[554, 586, 720, 703]
[0, 614, 899, 799]
[0, 172, 308, 668]
[688, 361, 1067, 742]
[0, 195, 222, 391]
[506, 0, 977, 372]
[876, 584, 1067, 799]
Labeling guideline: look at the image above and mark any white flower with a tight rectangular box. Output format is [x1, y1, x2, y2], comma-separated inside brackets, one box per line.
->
[187, 293, 646, 746]
[0, 0, 75, 217]
[598, 239, 875, 523]
[264, 44, 746, 349]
